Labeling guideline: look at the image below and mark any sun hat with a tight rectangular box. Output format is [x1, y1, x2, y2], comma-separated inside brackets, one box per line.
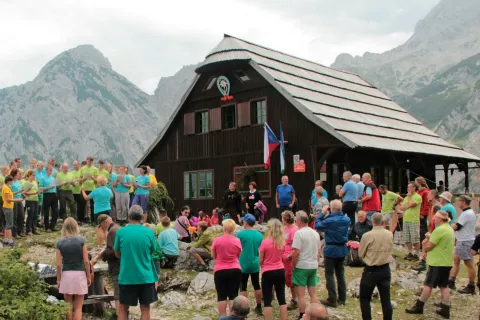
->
[439, 191, 453, 203]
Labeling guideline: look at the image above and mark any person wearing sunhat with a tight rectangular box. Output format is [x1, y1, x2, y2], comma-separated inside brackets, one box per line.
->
[236, 213, 263, 316]
[448, 195, 477, 294]
[439, 191, 457, 225]
[406, 210, 454, 318]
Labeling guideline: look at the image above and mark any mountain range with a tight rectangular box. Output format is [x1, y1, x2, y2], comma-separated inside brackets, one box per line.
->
[332, 0, 480, 192]
[0, 46, 196, 168]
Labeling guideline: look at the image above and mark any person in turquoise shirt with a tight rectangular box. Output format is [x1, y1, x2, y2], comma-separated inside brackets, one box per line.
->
[81, 176, 112, 224]
[33, 161, 46, 224]
[39, 166, 59, 232]
[439, 192, 457, 225]
[157, 216, 181, 268]
[237, 213, 263, 313]
[132, 165, 151, 214]
[114, 205, 158, 316]
[10, 169, 25, 237]
[112, 166, 132, 223]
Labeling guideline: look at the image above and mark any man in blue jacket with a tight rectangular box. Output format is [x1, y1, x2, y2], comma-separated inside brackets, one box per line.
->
[315, 199, 350, 308]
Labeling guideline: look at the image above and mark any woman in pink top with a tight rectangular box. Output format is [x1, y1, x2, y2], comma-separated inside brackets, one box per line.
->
[211, 218, 242, 316]
[282, 210, 299, 309]
[259, 219, 287, 320]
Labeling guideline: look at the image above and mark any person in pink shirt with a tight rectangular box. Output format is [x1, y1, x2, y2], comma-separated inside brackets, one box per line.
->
[260, 219, 287, 320]
[211, 208, 220, 226]
[211, 219, 242, 317]
[282, 210, 299, 310]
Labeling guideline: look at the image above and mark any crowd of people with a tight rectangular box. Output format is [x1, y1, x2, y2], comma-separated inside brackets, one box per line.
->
[2, 157, 480, 320]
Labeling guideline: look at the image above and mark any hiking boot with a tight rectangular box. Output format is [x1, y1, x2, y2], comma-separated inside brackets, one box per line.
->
[287, 299, 298, 310]
[404, 253, 414, 260]
[337, 300, 346, 306]
[412, 260, 427, 271]
[320, 299, 337, 308]
[8, 241, 15, 247]
[405, 299, 424, 314]
[447, 280, 456, 290]
[33, 231, 41, 235]
[435, 303, 450, 319]
[254, 305, 263, 316]
[457, 284, 475, 295]
[2, 238, 8, 244]
[27, 232, 33, 236]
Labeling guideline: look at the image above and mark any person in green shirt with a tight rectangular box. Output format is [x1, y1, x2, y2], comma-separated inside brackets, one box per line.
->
[187, 221, 214, 270]
[80, 156, 98, 224]
[406, 210, 454, 318]
[57, 163, 77, 221]
[379, 185, 403, 230]
[71, 161, 84, 223]
[23, 170, 40, 235]
[400, 182, 423, 261]
[154, 209, 169, 235]
[114, 205, 158, 317]
[236, 213, 263, 315]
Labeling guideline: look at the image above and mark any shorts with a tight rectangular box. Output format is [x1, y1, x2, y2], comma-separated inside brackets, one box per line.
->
[262, 269, 286, 307]
[214, 268, 241, 302]
[424, 266, 452, 288]
[455, 240, 475, 261]
[292, 268, 318, 287]
[383, 212, 393, 225]
[119, 283, 158, 306]
[111, 274, 120, 300]
[240, 272, 260, 292]
[188, 247, 212, 260]
[3, 208, 13, 229]
[282, 256, 293, 288]
[402, 221, 420, 244]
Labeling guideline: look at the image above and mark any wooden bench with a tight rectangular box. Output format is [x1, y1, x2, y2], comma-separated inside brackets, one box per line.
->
[40, 264, 112, 316]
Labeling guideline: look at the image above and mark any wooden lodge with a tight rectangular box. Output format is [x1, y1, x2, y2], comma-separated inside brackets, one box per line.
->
[137, 35, 480, 216]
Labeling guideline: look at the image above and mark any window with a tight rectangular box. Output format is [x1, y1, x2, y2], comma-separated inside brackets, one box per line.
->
[195, 111, 209, 134]
[234, 70, 250, 82]
[251, 100, 266, 124]
[233, 165, 271, 197]
[203, 77, 217, 91]
[184, 170, 214, 199]
[384, 167, 394, 191]
[222, 105, 236, 129]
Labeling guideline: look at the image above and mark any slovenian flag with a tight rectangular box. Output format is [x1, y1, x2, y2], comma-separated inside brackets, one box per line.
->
[279, 121, 285, 174]
[264, 122, 279, 169]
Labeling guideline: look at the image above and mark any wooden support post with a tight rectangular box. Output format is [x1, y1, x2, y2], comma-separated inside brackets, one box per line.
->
[464, 162, 469, 193]
[443, 163, 449, 191]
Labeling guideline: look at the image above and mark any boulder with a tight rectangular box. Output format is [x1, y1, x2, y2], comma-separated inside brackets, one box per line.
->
[188, 272, 215, 295]
[207, 225, 223, 233]
[395, 277, 418, 291]
[390, 300, 397, 309]
[174, 241, 214, 271]
[160, 291, 187, 307]
[327, 308, 349, 319]
[158, 271, 195, 292]
[191, 317, 210, 320]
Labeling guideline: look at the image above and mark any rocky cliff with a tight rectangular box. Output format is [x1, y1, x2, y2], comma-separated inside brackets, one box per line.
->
[332, 0, 480, 192]
[0, 45, 167, 167]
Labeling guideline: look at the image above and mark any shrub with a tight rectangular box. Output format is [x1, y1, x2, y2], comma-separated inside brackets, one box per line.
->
[0, 249, 67, 320]
[147, 181, 174, 224]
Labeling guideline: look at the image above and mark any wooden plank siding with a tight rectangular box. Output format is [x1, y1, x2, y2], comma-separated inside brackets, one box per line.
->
[142, 63, 344, 215]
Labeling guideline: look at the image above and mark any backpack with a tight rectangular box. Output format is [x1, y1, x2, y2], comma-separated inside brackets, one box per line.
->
[344, 241, 364, 267]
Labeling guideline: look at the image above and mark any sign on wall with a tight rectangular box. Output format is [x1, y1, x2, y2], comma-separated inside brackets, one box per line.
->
[293, 154, 306, 173]
[217, 76, 234, 101]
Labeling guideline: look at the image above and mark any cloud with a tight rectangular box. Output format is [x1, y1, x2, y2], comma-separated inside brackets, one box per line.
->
[0, 0, 440, 94]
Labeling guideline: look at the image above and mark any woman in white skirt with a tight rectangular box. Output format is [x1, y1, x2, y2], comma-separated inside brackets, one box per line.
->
[56, 217, 91, 320]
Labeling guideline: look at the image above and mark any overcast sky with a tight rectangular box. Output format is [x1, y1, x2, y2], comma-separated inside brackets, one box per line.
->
[0, 0, 439, 94]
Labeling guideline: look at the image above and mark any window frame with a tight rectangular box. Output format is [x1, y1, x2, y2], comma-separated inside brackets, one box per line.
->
[203, 76, 217, 91]
[233, 70, 250, 82]
[195, 110, 209, 135]
[233, 164, 272, 198]
[184, 169, 214, 200]
[250, 98, 267, 126]
[221, 104, 237, 130]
